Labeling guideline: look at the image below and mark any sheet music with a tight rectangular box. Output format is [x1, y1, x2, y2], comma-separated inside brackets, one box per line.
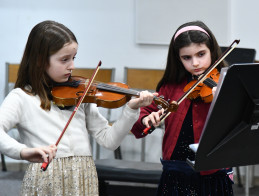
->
[189, 143, 199, 153]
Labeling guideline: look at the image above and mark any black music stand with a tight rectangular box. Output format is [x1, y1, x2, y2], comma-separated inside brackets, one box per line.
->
[187, 63, 259, 171]
[220, 47, 256, 65]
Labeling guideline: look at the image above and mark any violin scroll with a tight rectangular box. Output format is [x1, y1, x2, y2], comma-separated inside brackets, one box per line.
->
[153, 96, 170, 110]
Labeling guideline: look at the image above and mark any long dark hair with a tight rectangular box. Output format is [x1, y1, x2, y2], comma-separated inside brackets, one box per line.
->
[156, 21, 227, 91]
[15, 20, 77, 110]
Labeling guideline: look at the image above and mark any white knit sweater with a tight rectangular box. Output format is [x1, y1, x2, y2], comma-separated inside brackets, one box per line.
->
[0, 88, 140, 160]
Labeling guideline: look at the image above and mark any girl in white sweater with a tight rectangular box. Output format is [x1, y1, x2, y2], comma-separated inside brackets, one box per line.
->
[0, 20, 156, 195]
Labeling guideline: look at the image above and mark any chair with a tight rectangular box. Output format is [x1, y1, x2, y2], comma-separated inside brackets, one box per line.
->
[95, 67, 164, 195]
[72, 68, 115, 122]
[124, 67, 164, 92]
[96, 159, 162, 196]
[1, 63, 20, 171]
[72, 68, 115, 84]
[124, 67, 164, 161]
[72, 67, 116, 159]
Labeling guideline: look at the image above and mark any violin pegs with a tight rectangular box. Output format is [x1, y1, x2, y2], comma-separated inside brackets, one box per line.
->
[157, 105, 162, 110]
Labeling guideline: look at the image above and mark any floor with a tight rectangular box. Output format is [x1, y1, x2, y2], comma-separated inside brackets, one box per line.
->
[0, 157, 258, 196]
[234, 185, 259, 196]
[0, 169, 259, 196]
[0, 170, 25, 196]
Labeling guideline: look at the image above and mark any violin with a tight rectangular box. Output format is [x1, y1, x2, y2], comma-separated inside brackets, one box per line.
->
[51, 76, 169, 109]
[142, 39, 240, 135]
[41, 61, 169, 172]
[183, 68, 220, 103]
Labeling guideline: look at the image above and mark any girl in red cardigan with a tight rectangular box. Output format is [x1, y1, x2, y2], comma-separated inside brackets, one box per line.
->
[131, 21, 234, 195]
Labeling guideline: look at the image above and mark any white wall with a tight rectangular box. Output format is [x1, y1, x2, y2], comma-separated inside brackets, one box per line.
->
[231, 0, 259, 51]
[135, 0, 231, 45]
[0, 0, 168, 103]
[0, 0, 167, 163]
[1, 0, 259, 99]
[1, 0, 259, 168]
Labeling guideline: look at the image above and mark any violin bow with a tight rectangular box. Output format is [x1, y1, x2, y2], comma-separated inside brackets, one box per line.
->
[142, 39, 240, 135]
[41, 61, 102, 171]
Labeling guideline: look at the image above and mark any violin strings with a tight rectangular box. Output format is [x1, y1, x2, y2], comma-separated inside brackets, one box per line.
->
[101, 83, 139, 95]
[97, 83, 139, 96]
[99, 84, 139, 95]
[76, 80, 140, 96]
[203, 78, 217, 88]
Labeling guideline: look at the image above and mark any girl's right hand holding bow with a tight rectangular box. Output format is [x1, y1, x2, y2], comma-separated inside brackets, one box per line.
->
[20, 144, 57, 163]
[142, 108, 164, 128]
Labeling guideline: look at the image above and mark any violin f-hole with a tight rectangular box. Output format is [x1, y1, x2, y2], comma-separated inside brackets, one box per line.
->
[76, 91, 84, 97]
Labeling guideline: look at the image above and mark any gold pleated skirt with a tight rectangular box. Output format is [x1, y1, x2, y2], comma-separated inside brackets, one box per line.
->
[20, 156, 98, 196]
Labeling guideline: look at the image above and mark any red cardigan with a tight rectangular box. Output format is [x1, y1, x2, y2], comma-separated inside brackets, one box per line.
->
[131, 80, 218, 175]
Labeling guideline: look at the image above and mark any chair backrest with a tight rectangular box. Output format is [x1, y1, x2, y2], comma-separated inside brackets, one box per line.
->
[72, 68, 115, 83]
[220, 47, 256, 65]
[71, 67, 115, 160]
[124, 67, 164, 91]
[124, 67, 164, 162]
[5, 63, 115, 96]
[5, 63, 19, 96]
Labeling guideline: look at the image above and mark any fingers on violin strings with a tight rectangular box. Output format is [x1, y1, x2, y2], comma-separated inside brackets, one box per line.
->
[153, 92, 159, 97]
[141, 91, 155, 104]
[140, 90, 150, 98]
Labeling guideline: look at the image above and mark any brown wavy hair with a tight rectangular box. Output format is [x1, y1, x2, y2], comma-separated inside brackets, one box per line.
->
[15, 20, 77, 110]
